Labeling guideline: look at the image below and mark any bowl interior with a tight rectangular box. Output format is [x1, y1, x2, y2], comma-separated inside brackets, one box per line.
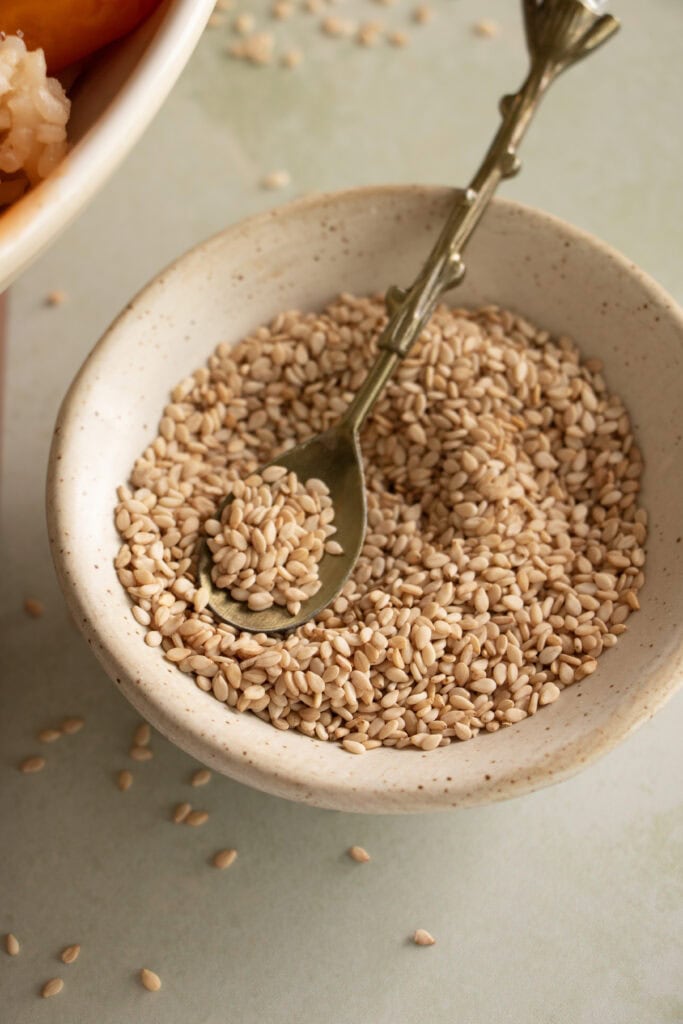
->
[48, 186, 683, 812]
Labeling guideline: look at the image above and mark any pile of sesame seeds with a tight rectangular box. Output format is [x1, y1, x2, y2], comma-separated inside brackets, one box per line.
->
[206, 466, 342, 613]
[114, 294, 646, 754]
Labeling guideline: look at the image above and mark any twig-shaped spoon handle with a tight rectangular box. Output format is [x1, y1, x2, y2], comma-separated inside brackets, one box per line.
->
[341, 0, 619, 434]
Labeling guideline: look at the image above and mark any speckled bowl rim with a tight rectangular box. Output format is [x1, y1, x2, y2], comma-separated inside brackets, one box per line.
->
[47, 186, 683, 813]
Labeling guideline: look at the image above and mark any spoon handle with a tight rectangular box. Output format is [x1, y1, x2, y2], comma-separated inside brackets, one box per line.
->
[341, 0, 619, 434]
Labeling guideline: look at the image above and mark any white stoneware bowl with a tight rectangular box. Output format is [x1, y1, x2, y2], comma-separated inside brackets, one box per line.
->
[47, 186, 683, 813]
[0, 0, 214, 290]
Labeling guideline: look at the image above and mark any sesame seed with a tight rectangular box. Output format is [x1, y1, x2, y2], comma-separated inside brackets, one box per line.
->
[387, 29, 409, 47]
[23, 598, 44, 617]
[38, 728, 61, 743]
[233, 13, 254, 34]
[5, 933, 20, 956]
[413, 929, 435, 946]
[45, 290, 67, 306]
[271, 0, 294, 19]
[473, 18, 499, 38]
[348, 845, 371, 862]
[191, 768, 212, 787]
[60, 944, 80, 965]
[281, 48, 303, 68]
[412, 4, 433, 25]
[117, 770, 134, 791]
[186, 810, 209, 827]
[140, 968, 161, 992]
[129, 746, 153, 762]
[41, 978, 64, 998]
[133, 723, 151, 747]
[261, 169, 291, 190]
[212, 848, 238, 869]
[61, 717, 84, 735]
[172, 802, 192, 824]
[20, 756, 45, 774]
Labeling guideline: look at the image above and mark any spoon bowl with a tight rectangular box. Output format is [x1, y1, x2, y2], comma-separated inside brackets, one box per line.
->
[198, 426, 366, 633]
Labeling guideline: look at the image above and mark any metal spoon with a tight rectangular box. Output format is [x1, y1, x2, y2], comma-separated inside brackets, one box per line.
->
[199, 0, 619, 635]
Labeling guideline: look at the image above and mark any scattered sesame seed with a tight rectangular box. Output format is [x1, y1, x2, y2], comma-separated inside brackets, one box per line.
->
[233, 12, 255, 34]
[191, 768, 212, 787]
[281, 48, 303, 68]
[412, 4, 433, 24]
[473, 18, 499, 38]
[38, 728, 61, 743]
[261, 169, 291, 191]
[117, 770, 134, 791]
[208, 12, 225, 27]
[60, 944, 80, 965]
[5, 934, 20, 956]
[41, 978, 64, 998]
[186, 810, 209, 827]
[321, 15, 356, 37]
[413, 929, 436, 946]
[387, 28, 409, 47]
[140, 968, 161, 992]
[271, 0, 294, 19]
[212, 848, 238, 869]
[23, 598, 44, 618]
[357, 22, 381, 46]
[348, 845, 371, 862]
[45, 290, 67, 306]
[129, 746, 153, 762]
[61, 717, 84, 735]
[172, 802, 192, 824]
[20, 756, 46, 774]
[303, 0, 323, 13]
[133, 723, 151, 747]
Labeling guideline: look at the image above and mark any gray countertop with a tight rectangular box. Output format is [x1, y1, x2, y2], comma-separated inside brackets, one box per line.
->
[2, 1, 682, 1021]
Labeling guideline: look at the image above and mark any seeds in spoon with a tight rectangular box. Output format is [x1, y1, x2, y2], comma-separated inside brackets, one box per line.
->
[206, 468, 342, 615]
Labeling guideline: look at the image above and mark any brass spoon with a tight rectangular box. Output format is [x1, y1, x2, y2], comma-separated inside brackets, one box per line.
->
[199, 0, 619, 635]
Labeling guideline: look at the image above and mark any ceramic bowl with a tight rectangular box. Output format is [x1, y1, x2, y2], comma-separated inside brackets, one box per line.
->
[47, 186, 683, 813]
[0, 0, 214, 290]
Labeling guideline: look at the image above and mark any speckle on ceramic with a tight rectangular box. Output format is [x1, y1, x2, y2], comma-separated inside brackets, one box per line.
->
[46, 187, 683, 813]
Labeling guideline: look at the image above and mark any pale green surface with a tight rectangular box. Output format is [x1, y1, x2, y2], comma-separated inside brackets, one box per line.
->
[2, 1, 683, 1021]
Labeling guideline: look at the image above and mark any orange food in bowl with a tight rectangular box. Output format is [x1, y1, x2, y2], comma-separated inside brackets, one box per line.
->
[0, 0, 165, 73]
